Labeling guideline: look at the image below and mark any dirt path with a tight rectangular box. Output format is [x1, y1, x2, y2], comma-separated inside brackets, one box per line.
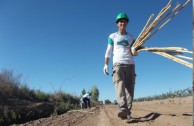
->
[12, 96, 192, 126]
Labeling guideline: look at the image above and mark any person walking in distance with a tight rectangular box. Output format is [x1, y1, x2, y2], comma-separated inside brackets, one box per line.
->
[82, 93, 91, 109]
[103, 13, 138, 119]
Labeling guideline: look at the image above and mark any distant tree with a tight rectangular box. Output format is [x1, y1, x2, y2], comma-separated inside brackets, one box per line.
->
[113, 100, 118, 105]
[81, 89, 86, 96]
[99, 100, 103, 105]
[90, 85, 99, 101]
[88, 91, 92, 96]
[104, 99, 111, 104]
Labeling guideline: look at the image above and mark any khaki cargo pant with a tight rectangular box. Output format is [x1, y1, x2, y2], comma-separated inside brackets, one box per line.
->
[112, 63, 136, 111]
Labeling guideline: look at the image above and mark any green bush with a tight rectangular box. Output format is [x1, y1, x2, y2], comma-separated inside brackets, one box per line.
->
[104, 99, 112, 104]
[35, 90, 50, 101]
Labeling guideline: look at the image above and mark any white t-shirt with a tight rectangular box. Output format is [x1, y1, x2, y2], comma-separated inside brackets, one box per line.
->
[105, 32, 135, 64]
[83, 93, 90, 99]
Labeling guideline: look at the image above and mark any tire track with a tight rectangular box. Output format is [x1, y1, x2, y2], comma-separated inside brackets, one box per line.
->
[98, 107, 113, 126]
[102, 105, 132, 126]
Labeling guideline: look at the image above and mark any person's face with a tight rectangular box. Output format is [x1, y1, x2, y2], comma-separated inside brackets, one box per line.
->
[117, 19, 128, 30]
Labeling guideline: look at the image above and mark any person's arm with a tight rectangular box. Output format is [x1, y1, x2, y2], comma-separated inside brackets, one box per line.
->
[104, 44, 113, 75]
[105, 57, 110, 65]
[104, 57, 110, 75]
[131, 38, 139, 56]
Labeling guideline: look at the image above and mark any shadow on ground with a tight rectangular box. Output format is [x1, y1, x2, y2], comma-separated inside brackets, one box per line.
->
[127, 112, 160, 123]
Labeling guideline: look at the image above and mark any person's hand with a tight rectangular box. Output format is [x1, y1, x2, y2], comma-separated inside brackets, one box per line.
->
[103, 64, 109, 75]
[131, 47, 138, 56]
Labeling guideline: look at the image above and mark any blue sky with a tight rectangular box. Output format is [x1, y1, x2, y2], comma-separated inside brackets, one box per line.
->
[0, 0, 192, 102]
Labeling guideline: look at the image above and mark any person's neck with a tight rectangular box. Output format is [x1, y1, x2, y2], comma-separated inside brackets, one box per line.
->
[118, 29, 127, 35]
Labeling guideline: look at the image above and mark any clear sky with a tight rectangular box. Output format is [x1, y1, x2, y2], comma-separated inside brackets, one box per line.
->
[0, 0, 192, 102]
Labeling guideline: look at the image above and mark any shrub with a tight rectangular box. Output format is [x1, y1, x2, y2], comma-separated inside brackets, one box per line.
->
[134, 87, 192, 102]
[35, 90, 49, 101]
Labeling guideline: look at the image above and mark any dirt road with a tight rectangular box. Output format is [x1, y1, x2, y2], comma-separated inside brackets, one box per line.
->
[12, 96, 192, 126]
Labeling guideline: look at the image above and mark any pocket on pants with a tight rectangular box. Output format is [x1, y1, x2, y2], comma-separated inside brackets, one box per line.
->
[112, 68, 121, 84]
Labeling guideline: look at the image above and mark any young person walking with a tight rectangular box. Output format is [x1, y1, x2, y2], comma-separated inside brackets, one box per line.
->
[103, 13, 138, 120]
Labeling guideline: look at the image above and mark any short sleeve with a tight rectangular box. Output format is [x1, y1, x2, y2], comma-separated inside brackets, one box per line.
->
[108, 37, 113, 45]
